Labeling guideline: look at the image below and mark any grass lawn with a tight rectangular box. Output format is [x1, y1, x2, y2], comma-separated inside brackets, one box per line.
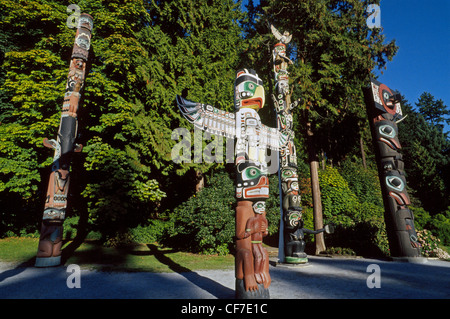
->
[0, 237, 235, 273]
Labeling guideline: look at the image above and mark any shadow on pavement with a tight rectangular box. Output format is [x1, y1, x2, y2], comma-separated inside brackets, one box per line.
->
[145, 244, 235, 299]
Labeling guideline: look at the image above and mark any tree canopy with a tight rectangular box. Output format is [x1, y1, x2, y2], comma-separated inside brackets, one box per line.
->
[1, 0, 449, 255]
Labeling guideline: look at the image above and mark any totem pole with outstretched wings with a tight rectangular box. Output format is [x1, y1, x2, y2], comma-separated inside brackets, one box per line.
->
[176, 69, 278, 299]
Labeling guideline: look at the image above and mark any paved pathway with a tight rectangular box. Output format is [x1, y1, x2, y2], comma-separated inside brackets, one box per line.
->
[1, 256, 449, 299]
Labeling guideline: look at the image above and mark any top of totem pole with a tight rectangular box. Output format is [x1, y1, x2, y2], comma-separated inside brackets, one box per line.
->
[270, 24, 292, 45]
[234, 68, 265, 111]
[78, 13, 94, 31]
[71, 13, 93, 61]
[367, 79, 403, 118]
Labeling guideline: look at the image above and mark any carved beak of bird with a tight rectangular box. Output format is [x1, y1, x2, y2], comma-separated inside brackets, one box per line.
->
[242, 85, 265, 110]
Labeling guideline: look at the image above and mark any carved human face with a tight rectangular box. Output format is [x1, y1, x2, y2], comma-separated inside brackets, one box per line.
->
[234, 69, 265, 111]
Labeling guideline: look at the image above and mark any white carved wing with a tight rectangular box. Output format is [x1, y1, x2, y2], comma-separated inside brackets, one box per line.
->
[176, 95, 236, 138]
[270, 24, 283, 41]
[260, 123, 280, 151]
[270, 24, 292, 44]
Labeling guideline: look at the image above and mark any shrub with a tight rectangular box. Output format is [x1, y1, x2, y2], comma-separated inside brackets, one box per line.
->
[339, 159, 383, 207]
[130, 219, 173, 244]
[161, 170, 236, 255]
[319, 166, 359, 225]
[410, 206, 432, 230]
[317, 166, 389, 256]
[161, 169, 283, 255]
[323, 246, 356, 256]
[62, 216, 79, 240]
[428, 209, 450, 246]
[416, 229, 450, 259]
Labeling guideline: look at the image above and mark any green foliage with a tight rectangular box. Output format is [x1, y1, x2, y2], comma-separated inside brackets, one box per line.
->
[339, 158, 383, 207]
[319, 165, 359, 225]
[427, 209, 450, 246]
[399, 97, 450, 215]
[162, 170, 236, 255]
[318, 165, 389, 256]
[244, 0, 398, 161]
[409, 205, 432, 230]
[82, 136, 166, 236]
[416, 92, 450, 129]
[129, 219, 173, 244]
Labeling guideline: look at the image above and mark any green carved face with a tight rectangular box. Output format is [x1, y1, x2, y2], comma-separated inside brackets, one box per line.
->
[281, 168, 298, 180]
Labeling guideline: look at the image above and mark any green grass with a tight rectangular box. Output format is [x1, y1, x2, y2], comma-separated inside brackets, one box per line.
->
[0, 237, 235, 272]
[0, 237, 39, 263]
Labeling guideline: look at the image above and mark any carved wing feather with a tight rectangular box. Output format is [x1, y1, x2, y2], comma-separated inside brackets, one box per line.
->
[176, 95, 236, 138]
[260, 123, 281, 151]
[270, 24, 283, 41]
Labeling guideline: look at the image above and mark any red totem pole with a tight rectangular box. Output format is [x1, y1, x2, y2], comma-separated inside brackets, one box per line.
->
[35, 13, 93, 267]
[364, 79, 422, 260]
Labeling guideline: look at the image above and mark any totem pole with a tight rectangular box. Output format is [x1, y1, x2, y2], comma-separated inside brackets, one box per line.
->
[363, 79, 422, 260]
[176, 69, 279, 299]
[270, 24, 332, 263]
[35, 13, 93, 267]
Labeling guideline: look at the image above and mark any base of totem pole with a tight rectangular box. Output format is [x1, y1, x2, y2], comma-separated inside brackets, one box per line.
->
[391, 256, 428, 264]
[285, 256, 308, 264]
[235, 279, 270, 299]
[35, 256, 61, 268]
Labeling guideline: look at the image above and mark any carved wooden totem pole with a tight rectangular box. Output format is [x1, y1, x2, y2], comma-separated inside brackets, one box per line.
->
[177, 69, 279, 298]
[270, 25, 305, 263]
[364, 79, 422, 260]
[35, 13, 93, 267]
[270, 25, 332, 263]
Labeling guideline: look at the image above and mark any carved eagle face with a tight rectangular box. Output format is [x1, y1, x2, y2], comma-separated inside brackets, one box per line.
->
[234, 68, 265, 111]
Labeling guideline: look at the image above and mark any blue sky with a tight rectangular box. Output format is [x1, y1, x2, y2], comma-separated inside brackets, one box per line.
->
[374, 0, 450, 132]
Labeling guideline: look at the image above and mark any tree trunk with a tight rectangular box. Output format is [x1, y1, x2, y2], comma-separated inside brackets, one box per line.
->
[360, 136, 367, 169]
[306, 122, 326, 255]
[195, 170, 204, 193]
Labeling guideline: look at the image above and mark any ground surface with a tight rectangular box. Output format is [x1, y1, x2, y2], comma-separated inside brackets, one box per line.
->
[1, 255, 449, 299]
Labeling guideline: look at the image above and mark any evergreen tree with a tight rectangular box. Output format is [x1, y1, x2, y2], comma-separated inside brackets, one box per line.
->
[416, 92, 450, 131]
[399, 96, 450, 215]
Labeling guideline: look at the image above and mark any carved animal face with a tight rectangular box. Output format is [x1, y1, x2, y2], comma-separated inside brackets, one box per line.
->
[235, 162, 269, 200]
[234, 68, 265, 111]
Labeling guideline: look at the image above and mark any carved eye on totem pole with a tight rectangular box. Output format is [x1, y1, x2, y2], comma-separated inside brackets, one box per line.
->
[378, 124, 396, 139]
[386, 175, 405, 192]
[236, 162, 269, 200]
[375, 121, 401, 154]
[234, 69, 265, 111]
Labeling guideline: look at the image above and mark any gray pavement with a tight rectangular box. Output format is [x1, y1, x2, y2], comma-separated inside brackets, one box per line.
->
[1, 256, 449, 299]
